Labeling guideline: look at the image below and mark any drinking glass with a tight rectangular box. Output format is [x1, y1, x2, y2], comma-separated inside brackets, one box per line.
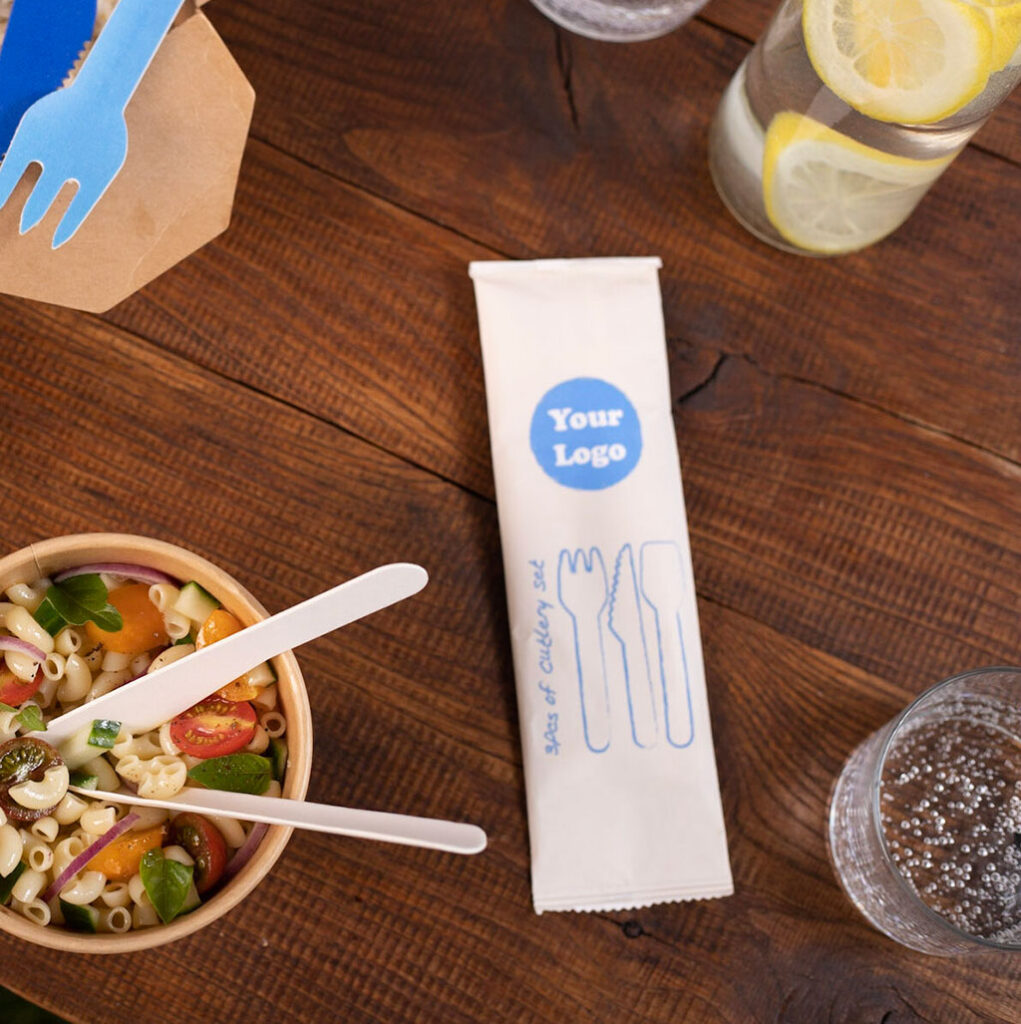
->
[708, 0, 1021, 255]
[829, 666, 1021, 954]
[529, 0, 710, 42]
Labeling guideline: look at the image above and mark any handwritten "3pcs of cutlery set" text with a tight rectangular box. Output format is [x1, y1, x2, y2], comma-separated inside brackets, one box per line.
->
[530, 559, 561, 755]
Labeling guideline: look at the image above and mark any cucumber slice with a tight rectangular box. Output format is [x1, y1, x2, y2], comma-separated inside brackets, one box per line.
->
[181, 883, 201, 916]
[0, 861, 26, 904]
[174, 582, 220, 625]
[88, 719, 120, 749]
[60, 721, 122, 770]
[268, 737, 287, 782]
[81, 756, 120, 792]
[68, 769, 99, 791]
[245, 661, 276, 688]
[60, 899, 100, 933]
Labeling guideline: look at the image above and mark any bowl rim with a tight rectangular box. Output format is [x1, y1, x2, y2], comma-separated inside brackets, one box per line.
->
[0, 533, 313, 953]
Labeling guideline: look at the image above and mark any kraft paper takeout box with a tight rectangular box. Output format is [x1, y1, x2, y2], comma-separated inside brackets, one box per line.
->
[0, 0, 253, 312]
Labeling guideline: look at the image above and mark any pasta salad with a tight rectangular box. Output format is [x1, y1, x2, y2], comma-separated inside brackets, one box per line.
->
[0, 563, 287, 933]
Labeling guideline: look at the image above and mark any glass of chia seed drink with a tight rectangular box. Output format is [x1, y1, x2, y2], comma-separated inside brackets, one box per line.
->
[829, 666, 1021, 954]
[529, 0, 711, 42]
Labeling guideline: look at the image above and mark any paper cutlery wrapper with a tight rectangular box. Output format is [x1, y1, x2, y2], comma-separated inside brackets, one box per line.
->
[470, 257, 733, 913]
[0, 4, 252, 312]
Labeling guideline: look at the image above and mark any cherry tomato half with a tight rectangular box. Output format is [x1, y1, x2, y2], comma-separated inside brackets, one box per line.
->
[169, 813, 228, 893]
[169, 699, 257, 759]
[0, 665, 42, 706]
[0, 737, 64, 823]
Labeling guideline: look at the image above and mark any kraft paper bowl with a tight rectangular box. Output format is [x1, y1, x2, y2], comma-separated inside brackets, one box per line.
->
[0, 534, 313, 953]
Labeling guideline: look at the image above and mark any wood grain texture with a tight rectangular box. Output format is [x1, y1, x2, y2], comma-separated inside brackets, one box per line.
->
[3, 300, 1021, 1020]
[100, 0, 1021, 502]
[670, 347, 1021, 684]
[99, 138, 496, 498]
[1, 0, 1021, 1020]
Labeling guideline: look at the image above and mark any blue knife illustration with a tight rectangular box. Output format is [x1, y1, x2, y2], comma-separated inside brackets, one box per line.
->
[640, 541, 695, 749]
[607, 543, 659, 748]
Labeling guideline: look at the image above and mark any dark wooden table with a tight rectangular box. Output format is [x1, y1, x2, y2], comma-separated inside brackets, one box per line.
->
[2, 0, 1021, 1020]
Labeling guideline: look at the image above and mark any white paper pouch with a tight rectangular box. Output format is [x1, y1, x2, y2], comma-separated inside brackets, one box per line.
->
[470, 257, 733, 913]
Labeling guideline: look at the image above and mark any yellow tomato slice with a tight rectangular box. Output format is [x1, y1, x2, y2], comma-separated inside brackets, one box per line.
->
[196, 609, 261, 699]
[86, 824, 166, 881]
[214, 675, 263, 702]
[85, 583, 168, 654]
[195, 609, 242, 648]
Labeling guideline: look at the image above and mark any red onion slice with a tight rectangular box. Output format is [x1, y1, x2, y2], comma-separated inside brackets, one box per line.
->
[53, 563, 176, 586]
[42, 811, 140, 903]
[0, 636, 46, 662]
[222, 822, 268, 883]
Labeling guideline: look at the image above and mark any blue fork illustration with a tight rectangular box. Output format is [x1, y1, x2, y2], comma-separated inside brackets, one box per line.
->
[558, 547, 611, 753]
[0, 0, 184, 247]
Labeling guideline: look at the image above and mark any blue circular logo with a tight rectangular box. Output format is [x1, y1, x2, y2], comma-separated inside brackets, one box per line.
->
[529, 378, 642, 490]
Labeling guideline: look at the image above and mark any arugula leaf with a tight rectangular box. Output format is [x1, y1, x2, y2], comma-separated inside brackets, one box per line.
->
[140, 849, 194, 924]
[187, 754, 272, 795]
[15, 706, 45, 733]
[32, 574, 123, 634]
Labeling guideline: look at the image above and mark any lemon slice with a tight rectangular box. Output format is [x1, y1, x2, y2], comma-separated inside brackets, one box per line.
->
[982, 1, 1021, 69]
[762, 112, 954, 254]
[803, 0, 995, 123]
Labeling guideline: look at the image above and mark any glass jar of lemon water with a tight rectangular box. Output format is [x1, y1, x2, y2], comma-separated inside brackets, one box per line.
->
[708, 0, 1021, 255]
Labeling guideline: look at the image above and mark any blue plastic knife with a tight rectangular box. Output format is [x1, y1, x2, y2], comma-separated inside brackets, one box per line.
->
[0, 0, 97, 155]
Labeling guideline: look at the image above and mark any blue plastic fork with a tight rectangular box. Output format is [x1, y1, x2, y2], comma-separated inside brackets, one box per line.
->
[0, 0, 97, 156]
[0, 0, 184, 248]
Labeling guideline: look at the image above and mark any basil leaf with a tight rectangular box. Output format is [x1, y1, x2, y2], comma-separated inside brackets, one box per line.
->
[33, 574, 123, 633]
[32, 595, 66, 637]
[140, 849, 193, 924]
[58, 575, 112, 611]
[15, 705, 45, 733]
[85, 606, 123, 632]
[187, 754, 271, 795]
